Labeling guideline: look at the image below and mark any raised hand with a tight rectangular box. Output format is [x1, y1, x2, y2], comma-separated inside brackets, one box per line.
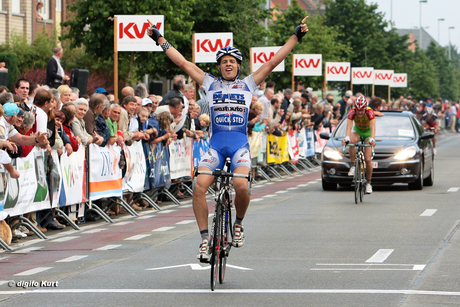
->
[294, 16, 309, 43]
[147, 19, 163, 46]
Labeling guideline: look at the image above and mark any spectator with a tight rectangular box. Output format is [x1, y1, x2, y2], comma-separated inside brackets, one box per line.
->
[369, 96, 384, 116]
[138, 107, 158, 141]
[160, 75, 185, 106]
[280, 89, 293, 123]
[106, 104, 123, 146]
[318, 93, 334, 106]
[57, 85, 72, 109]
[311, 104, 325, 130]
[337, 92, 350, 120]
[14, 79, 30, 111]
[36, 1, 44, 20]
[118, 95, 144, 145]
[121, 86, 134, 100]
[195, 114, 210, 139]
[83, 93, 106, 146]
[154, 97, 183, 130]
[0, 92, 13, 105]
[61, 103, 80, 152]
[135, 83, 148, 99]
[268, 98, 283, 136]
[148, 95, 159, 114]
[28, 82, 39, 107]
[71, 98, 94, 146]
[53, 110, 73, 156]
[46, 47, 70, 89]
[450, 102, 457, 133]
[259, 87, 274, 123]
[0, 85, 8, 93]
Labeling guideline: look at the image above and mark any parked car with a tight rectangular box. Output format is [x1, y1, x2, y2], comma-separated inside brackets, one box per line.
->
[320, 111, 435, 190]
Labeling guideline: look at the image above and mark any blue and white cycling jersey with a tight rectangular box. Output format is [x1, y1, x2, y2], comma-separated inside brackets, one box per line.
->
[199, 73, 257, 171]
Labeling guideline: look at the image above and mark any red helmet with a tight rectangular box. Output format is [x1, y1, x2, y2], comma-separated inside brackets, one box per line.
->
[354, 95, 368, 110]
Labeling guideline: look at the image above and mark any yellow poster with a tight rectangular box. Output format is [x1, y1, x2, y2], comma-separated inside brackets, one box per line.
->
[266, 133, 289, 164]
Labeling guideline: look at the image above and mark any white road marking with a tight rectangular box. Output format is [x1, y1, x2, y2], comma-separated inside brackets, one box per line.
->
[180, 204, 193, 208]
[94, 245, 122, 251]
[12, 247, 43, 254]
[53, 236, 80, 242]
[56, 255, 88, 263]
[124, 234, 151, 241]
[110, 221, 134, 226]
[152, 226, 175, 232]
[81, 228, 107, 234]
[413, 265, 426, 270]
[447, 187, 459, 192]
[275, 190, 288, 194]
[3, 289, 460, 295]
[420, 209, 437, 217]
[137, 215, 155, 220]
[263, 194, 276, 198]
[147, 263, 252, 271]
[312, 263, 426, 271]
[366, 249, 394, 263]
[297, 184, 309, 187]
[287, 187, 298, 190]
[208, 213, 213, 217]
[250, 198, 263, 202]
[14, 267, 52, 276]
[175, 220, 195, 225]
[158, 210, 176, 214]
[0, 281, 8, 286]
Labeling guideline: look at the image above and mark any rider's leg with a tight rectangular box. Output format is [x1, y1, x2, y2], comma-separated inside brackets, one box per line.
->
[192, 167, 215, 236]
[349, 132, 360, 163]
[232, 166, 251, 223]
[364, 146, 373, 181]
[432, 135, 436, 148]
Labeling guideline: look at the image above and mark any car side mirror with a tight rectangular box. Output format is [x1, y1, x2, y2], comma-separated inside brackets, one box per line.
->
[319, 132, 330, 140]
[421, 131, 435, 139]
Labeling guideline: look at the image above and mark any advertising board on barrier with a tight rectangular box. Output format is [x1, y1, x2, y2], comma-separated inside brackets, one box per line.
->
[0, 166, 7, 220]
[293, 54, 322, 76]
[89, 144, 123, 201]
[251, 47, 284, 73]
[60, 146, 86, 206]
[169, 137, 192, 179]
[123, 141, 146, 193]
[325, 62, 351, 82]
[116, 15, 164, 52]
[192, 138, 210, 168]
[287, 130, 300, 162]
[194, 33, 233, 63]
[267, 133, 289, 164]
[392, 73, 408, 88]
[352, 67, 374, 85]
[304, 128, 315, 157]
[374, 70, 394, 86]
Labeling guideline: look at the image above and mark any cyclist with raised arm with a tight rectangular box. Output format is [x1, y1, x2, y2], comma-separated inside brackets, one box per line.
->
[341, 96, 376, 194]
[148, 16, 309, 262]
[421, 107, 438, 155]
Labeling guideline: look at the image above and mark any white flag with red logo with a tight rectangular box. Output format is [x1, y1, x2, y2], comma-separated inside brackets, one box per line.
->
[392, 73, 408, 88]
[325, 62, 351, 82]
[293, 54, 322, 76]
[374, 70, 394, 86]
[250, 47, 284, 73]
[116, 15, 164, 52]
[194, 33, 233, 63]
[351, 67, 374, 85]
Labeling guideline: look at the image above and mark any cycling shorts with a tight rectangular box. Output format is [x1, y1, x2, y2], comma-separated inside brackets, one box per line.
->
[199, 143, 251, 172]
[352, 125, 371, 140]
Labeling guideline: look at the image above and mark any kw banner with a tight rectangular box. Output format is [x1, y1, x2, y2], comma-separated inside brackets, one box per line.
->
[0, 166, 7, 220]
[3, 148, 62, 217]
[169, 137, 192, 179]
[267, 133, 289, 164]
[392, 73, 408, 88]
[89, 144, 122, 201]
[194, 33, 233, 63]
[116, 15, 164, 52]
[287, 130, 300, 162]
[304, 128, 315, 157]
[293, 54, 322, 76]
[123, 141, 146, 193]
[325, 62, 351, 82]
[352, 67, 374, 85]
[60, 146, 86, 206]
[374, 70, 394, 86]
[192, 138, 210, 168]
[251, 47, 284, 73]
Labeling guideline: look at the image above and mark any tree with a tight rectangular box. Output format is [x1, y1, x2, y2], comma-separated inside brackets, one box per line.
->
[406, 50, 439, 101]
[269, 2, 352, 90]
[62, 0, 195, 83]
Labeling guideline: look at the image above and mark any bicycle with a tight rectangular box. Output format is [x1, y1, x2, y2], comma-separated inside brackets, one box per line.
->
[192, 158, 251, 291]
[344, 138, 372, 204]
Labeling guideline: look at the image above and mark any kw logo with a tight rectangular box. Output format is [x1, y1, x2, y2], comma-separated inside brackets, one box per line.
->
[197, 39, 231, 52]
[295, 58, 320, 69]
[375, 73, 393, 80]
[393, 76, 407, 82]
[119, 22, 162, 39]
[353, 71, 373, 78]
[327, 66, 349, 74]
[254, 52, 275, 64]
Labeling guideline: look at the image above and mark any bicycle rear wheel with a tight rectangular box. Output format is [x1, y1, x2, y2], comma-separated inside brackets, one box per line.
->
[359, 161, 365, 202]
[210, 205, 222, 291]
[354, 159, 361, 204]
[219, 192, 232, 284]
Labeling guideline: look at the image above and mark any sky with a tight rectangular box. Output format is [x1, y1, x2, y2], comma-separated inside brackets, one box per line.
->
[365, 0, 460, 49]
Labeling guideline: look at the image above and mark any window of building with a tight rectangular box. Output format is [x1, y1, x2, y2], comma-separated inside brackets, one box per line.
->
[38, 0, 50, 20]
[12, 0, 21, 14]
[56, 0, 62, 12]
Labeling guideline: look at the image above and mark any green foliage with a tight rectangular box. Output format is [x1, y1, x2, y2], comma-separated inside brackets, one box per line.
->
[406, 49, 439, 100]
[0, 52, 18, 91]
[269, 2, 352, 89]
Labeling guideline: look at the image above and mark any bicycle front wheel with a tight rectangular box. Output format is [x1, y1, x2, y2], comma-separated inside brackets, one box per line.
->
[360, 161, 365, 202]
[210, 205, 222, 291]
[354, 159, 361, 204]
[219, 192, 232, 284]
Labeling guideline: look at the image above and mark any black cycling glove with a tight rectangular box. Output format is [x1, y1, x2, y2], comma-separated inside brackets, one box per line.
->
[293, 20, 308, 43]
[148, 25, 163, 46]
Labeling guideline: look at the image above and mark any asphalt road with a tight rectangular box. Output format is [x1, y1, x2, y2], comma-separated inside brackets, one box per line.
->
[1, 133, 460, 307]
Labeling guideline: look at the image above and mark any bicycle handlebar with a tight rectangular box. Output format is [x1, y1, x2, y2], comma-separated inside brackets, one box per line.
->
[194, 169, 250, 179]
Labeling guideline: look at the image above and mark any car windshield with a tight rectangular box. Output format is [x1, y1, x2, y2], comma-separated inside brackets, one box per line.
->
[334, 114, 415, 139]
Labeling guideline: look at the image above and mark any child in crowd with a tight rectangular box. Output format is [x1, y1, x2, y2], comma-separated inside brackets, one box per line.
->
[195, 114, 210, 139]
[138, 107, 158, 141]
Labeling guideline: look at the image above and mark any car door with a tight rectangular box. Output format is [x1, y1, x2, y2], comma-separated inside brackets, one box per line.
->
[412, 115, 432, 178]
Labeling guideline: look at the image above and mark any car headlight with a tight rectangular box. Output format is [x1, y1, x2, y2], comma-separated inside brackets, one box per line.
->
[323, 147, 343, 160]
[394, 146, 416, 160]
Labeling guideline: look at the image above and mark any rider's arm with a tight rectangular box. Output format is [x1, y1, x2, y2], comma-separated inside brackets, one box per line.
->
[253, 17, 308, 85]
[369, 119, 376, 141]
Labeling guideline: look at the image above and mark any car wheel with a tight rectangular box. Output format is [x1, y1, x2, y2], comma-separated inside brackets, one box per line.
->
[408, 162, 423, 190]
[322, 176, 337, 191]
[423, 157, 434, 186]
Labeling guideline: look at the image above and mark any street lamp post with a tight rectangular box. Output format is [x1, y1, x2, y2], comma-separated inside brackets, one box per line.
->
[438, 18, 445, 45]
[419, 0, 428, 49]
[448, 26, 455, 60]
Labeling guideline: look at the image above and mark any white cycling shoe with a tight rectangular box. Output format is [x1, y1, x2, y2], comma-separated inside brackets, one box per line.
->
[197, 239, 210, 263]
[348, 166, 355, 177]
[365, 183, 373, 194]
[232, 225, 245, 247]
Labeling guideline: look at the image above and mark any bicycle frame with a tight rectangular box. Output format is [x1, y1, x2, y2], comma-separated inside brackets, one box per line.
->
[345, 139, 372, 204]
